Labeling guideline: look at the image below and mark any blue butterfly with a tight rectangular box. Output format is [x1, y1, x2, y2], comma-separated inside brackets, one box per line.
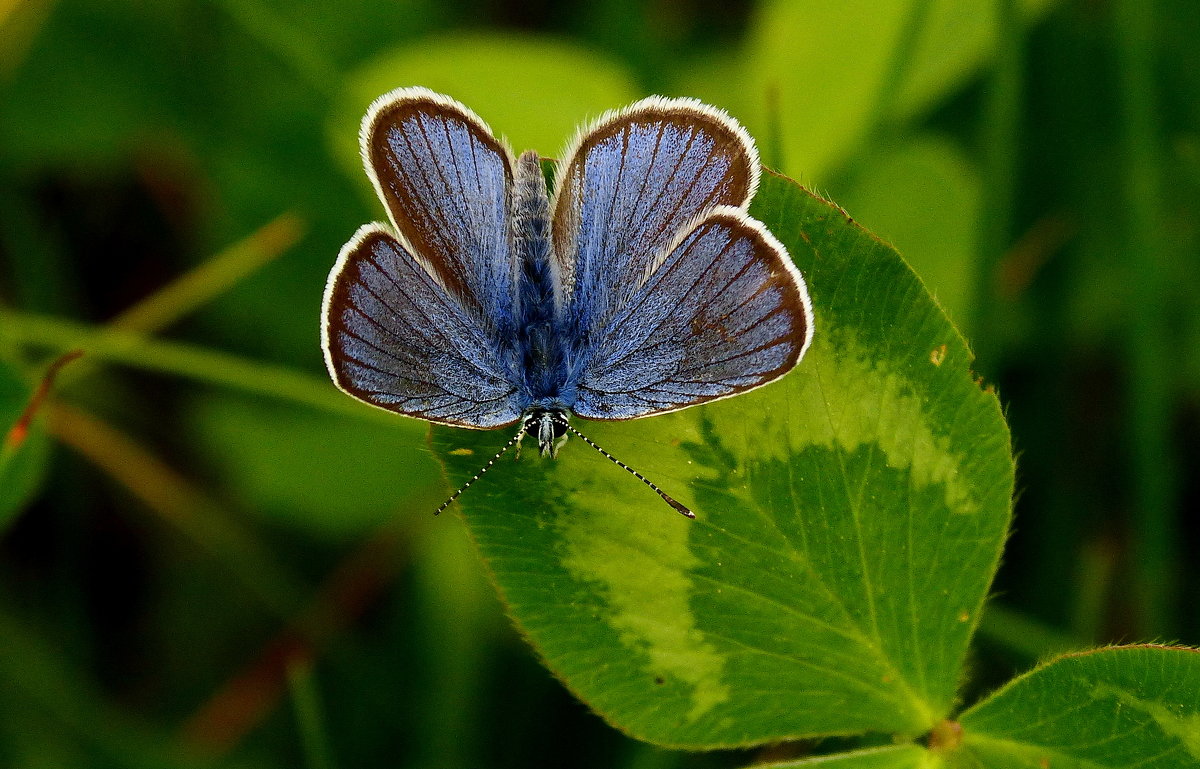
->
[321, 88, 814, 517]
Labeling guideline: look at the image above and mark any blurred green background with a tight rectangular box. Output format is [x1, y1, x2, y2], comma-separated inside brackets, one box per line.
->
[0, 0, 1197, 766]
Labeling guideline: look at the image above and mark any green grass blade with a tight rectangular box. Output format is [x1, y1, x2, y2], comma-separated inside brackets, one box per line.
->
[0, 309, 400, 425]
[1113, 0, 1178, 640]
[287, 658, 338, 769]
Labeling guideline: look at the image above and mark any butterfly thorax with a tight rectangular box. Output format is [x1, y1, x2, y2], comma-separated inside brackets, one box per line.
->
[512, 151, 575, 414]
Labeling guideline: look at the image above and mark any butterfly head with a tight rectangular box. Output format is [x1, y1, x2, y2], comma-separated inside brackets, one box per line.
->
[523, 409, 569, 458]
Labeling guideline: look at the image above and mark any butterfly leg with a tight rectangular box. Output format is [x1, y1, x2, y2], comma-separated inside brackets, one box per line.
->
[513, 424, 527, 461]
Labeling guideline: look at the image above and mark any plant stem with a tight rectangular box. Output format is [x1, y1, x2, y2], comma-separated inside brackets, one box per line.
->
[55, 212, 304, 389]
[111, 212, 304, 333]
[49, 402, 304, 619]
[0, 309, 400, 426]
[972, 0, 1022, 358]
[0, 606, 211, 767]
[287, 657, 337, 769]
[212, 0, 339, 96]
[1112, 0, 1176, 638]
[841, 0, 932, 184]
[864, 0, 934, 145]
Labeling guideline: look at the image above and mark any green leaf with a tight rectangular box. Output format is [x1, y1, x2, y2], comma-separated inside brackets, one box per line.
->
[954, 645, 1200, 768]
[433, 171, 1013, 747]
[0, 360, 52, 530]
[756, 744, 930, 768]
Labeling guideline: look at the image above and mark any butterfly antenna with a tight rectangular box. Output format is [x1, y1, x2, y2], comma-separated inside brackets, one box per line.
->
[435, 430, 524, 515]
[561, 422, 695, 519]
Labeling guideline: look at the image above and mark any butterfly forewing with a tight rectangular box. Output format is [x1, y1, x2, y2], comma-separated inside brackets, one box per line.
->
[322, 225, 522, 428]
[571, 207, 813, 420]
[551, 98, 759, 332]
[364, 88, 517, 328]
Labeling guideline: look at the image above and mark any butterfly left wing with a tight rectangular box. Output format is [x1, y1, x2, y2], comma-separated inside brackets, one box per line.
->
[570, 207, 813, 420]
[322, 225, 523, 428]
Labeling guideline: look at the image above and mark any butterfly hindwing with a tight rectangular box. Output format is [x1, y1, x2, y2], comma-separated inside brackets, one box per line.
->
[571, 207, 813, 420]
[322, 225, 522, 428]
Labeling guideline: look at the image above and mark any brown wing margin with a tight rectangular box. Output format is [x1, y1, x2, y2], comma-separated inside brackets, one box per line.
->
[361, 87, 517, 320]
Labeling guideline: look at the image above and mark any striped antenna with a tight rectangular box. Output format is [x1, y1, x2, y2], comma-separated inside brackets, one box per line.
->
[558, 419, 695, 519]
[435, 430, 525, 515]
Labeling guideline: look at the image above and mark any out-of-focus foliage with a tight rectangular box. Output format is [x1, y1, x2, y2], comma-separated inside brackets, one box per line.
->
[0, 359, 52, 528]
[1, 0, 1197, 767]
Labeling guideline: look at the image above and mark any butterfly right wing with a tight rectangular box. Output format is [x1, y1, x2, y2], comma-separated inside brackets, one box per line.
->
[550, 97, 811, 420]
[550, 96, 758, 334]
[321, 225, 522, 428]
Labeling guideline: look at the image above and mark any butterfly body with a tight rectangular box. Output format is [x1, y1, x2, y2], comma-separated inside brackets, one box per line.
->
[510, 151, 576, 433]
[321, 88, 814, 511]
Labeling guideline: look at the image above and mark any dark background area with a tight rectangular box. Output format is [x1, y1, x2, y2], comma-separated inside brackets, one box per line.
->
[1, 0, 1197, 766]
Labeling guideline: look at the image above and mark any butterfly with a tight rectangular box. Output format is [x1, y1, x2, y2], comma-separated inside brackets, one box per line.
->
[321, 87, 814, 517]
